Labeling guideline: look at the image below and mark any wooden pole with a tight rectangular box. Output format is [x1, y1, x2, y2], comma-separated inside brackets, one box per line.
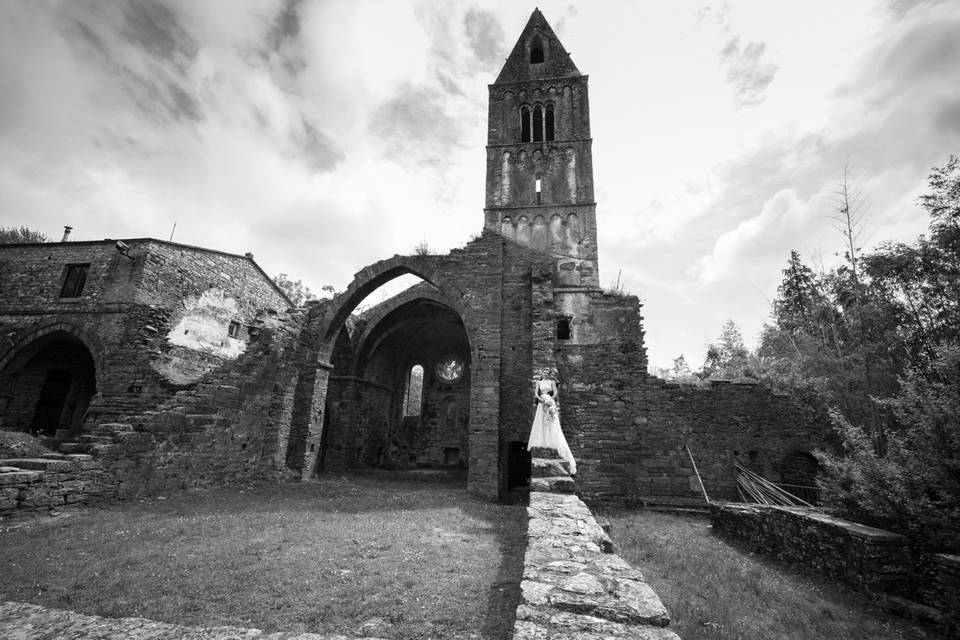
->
[685, 442, 711, 504]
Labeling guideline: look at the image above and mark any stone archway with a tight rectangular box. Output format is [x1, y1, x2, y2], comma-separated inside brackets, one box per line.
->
[0, 326, 99, 438]
[287, 254, 500, 498]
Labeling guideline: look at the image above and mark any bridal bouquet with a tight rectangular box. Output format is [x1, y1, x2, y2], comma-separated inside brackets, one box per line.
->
[542, 395, 558, 422]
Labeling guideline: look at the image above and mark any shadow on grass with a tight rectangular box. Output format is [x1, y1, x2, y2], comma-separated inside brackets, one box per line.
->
[0, 470, 528, 640]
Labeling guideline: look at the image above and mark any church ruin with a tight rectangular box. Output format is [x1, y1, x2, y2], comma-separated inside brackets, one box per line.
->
[0, 10, 828, 512]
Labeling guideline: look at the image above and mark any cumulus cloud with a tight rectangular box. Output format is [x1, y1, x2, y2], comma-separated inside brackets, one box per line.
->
[693, 188, 824, 284]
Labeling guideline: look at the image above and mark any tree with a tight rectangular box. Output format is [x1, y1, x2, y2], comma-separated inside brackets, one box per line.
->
[671, 355, 692, 379]
[701, 320, 751, 379]
[273, 273, 318, 307]
[0, 226, 48, 244]
[806, 155, 960, 550]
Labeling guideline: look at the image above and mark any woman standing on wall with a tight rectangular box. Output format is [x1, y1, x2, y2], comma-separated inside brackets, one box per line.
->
[527, 370, 576, 475]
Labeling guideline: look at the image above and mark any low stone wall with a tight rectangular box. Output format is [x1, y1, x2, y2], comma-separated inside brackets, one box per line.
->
[0, 601, 343, 639]
[710, 503, 912, 595]
[921, 553, 960, 622]
[514, 491, 680, 640]
[0, 454, 118, 515]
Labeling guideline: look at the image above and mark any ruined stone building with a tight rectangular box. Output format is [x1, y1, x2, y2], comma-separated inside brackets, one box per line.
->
[0, 10, 827, 511]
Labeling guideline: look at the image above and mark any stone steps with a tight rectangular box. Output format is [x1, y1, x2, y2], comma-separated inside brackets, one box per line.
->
[530, 475, 575, 493]
[528, 446, 576, 495]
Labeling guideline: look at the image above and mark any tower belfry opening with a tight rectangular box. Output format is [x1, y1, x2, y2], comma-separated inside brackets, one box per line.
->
[485, 8, 599, 289]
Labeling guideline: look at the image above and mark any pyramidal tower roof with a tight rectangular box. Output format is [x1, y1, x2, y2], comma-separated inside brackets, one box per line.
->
[494, 8, 580, 84]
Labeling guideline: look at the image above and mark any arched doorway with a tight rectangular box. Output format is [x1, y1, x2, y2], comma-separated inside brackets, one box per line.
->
[0, 330, 97, 438]
[320, 295, 471, 475]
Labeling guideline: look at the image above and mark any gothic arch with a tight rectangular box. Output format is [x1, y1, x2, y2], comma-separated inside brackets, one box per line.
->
[317, 255, 470, 360]
[352, 285, 466, 372]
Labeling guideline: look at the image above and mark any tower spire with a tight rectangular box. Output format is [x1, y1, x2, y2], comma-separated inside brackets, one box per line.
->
[484, 10, 599, 289]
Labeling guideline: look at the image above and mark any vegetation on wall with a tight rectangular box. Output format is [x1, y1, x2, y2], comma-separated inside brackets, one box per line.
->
[696, 156, 960, 550]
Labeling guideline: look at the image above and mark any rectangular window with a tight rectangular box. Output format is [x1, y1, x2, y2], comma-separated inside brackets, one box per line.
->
[227, 320, 242, 338]
[60, 264, 89, 298]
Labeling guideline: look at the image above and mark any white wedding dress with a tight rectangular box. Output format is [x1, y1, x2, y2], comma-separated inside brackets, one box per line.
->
[527, 379, 577, 475]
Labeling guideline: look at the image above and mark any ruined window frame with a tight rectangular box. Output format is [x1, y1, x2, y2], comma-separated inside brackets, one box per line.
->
[520, 105, 531, 142]
[59, 263, 90, 299]
[227, 320, 242, 339]
[532, 104, 544, 142]
[402, 363, 424, 417]
[545, 102, 555, 141]
[529, 35, 545, 64]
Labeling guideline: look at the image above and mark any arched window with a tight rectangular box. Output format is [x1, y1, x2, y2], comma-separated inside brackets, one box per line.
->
[532, 105, 543, 142]
[545, 103, 555, 141]
[530, 35, 545, 64]
[403, 364, 423, 417]
[520, 105, 531, 143]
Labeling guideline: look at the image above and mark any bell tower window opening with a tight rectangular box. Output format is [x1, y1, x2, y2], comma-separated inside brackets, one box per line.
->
[532, 105, 543, 142]
[403, 363, 424, 417]
[530, 35, 545, 64]
[545, 103, 555, 141]
[557, 317, 571, 340]
[535, 178, 542, 204]
[520, 105, 531, 143]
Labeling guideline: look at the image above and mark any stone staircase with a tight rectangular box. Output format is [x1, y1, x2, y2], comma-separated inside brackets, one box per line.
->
[528, 447, 575, 494]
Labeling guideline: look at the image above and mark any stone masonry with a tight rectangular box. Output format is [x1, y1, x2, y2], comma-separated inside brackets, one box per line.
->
[0, 9, 830, 509]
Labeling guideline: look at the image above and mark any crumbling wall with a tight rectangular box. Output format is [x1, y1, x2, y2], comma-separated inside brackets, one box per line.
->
[84, 310, 305, 496]
[554, 291, 827, 505]
[711, 503, 912, 594]
[0, 241, 290, 432]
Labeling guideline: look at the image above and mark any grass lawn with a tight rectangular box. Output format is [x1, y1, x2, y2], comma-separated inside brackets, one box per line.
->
[605, 511, 933, 640]
[0, 472, 526, 639]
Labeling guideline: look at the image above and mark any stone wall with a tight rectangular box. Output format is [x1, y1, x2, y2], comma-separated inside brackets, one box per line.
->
[0, 453, 118, 516]
[88, 310, 305, 496]
[711, 503, 912, 594]
[515, 491, 680, 640]
[548, 290, 827, 505]
[921, 554, 960, 623]
[0, 239, 290, 433]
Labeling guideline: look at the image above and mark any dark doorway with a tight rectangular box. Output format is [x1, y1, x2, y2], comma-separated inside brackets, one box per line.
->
[0, 331, 97, 437]
[31, 370, 73, 436]
[507, 441, 531, 489]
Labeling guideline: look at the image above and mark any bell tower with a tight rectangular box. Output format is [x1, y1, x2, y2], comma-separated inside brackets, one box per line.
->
[484, 9, 599, 288]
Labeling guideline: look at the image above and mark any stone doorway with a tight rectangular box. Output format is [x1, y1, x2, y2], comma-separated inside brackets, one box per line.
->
[0, 331, 97, 438]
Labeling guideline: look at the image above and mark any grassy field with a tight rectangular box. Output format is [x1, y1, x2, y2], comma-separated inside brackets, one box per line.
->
[0, 472, 526, 639]
[606, 511, 933, 640]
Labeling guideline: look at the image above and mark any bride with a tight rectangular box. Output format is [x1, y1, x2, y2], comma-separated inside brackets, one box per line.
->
[527, 375, 577, 476]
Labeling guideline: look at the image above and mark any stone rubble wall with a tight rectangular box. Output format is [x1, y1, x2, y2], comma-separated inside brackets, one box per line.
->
[0, 454, 118, 516]
[514, 491, 681, 640]
[710, 503, 912, 594]
[921, 554, 960, 622]
[0, 601, 353, 640]
[89, 311, 305, 496]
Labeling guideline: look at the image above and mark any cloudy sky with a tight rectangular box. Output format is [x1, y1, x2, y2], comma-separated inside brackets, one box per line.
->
[1, 0, 958, 369]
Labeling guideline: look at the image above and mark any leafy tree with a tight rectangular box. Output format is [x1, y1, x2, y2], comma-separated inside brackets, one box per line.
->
[671, 355, 692, 379]
[0, 226, 48, 244]
[701, 320, 751, 379]
[273, 273, 318, 307]
[753, 156, 960, 550]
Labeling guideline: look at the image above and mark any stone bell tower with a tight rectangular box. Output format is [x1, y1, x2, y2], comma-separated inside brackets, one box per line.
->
[484, 9, 599, 289]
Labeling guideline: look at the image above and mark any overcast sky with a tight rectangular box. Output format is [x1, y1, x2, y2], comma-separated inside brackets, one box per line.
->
[1, 0, 958, 369]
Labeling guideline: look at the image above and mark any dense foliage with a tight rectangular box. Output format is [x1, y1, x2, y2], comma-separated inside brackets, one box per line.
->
[0, 226, 48, 244]
[750, 156, 960, 550]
